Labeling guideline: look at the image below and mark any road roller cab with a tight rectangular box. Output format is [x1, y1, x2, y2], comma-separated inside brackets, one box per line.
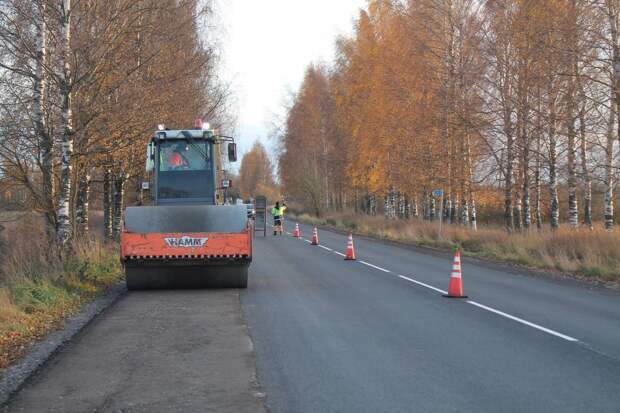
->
[120, 121, 252, 290]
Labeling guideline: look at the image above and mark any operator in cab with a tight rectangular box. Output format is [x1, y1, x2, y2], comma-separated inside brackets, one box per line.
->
[167, 143, 191, 170]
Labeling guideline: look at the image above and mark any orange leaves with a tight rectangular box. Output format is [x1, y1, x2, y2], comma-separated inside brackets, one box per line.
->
[239, 142, 275, 200]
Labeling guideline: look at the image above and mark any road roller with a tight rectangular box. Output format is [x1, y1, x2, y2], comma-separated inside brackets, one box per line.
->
[120, 121, 251, 289]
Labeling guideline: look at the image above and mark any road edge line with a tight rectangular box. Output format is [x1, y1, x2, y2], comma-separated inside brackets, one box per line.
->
[359, 261, 391, 273]
[397, 275, 448, 294]
[466, 300, 579, 342]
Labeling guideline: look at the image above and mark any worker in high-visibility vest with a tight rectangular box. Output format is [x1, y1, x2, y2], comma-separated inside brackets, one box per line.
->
[271, 201, 287, 236]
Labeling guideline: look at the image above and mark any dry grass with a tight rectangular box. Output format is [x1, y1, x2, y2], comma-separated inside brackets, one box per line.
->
[0, 212, 122, 370]
[294, 211, 620, 283]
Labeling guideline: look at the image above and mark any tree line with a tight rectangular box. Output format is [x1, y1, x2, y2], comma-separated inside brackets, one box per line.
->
[0, 0, 232, 244]
[279, 0, 620, 232]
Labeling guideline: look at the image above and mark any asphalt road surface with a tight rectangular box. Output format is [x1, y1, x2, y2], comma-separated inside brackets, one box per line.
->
[2, 291, 267, 413]
[3, 221, 620, 412]
[243, 221, 620, 413]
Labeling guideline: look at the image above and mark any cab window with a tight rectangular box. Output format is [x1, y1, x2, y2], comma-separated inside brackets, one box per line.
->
[159, 141, 210, 172]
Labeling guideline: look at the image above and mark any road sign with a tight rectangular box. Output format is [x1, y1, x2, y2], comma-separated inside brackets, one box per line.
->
[432, 189, 444, 197]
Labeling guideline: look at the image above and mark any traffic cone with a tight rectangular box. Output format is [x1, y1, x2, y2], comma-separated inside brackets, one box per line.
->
[311, 226, 319, 245]
[344, 233, 356, 260]
[293, 223, 301, 238]
[443, 249, 467, 298]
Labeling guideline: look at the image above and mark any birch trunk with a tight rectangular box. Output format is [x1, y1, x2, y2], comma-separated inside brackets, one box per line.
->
[504, 133, 514, 232]
[449, 195, 457, 224]
[566, 94, 579, 229]
[574, 29, 592, 229]
[103, 168, 114, 240]
[465, 135, 477, 231]
[565, 0, 579, 229]
[605, 1, 619, 231]
[548, 89, 560, 230]
[534, 135, 542, 230]
[469, 195, 477, 231]
[35, 2, 54, 232]
[513, 197, 522, 231]
[521, 124, 531, 230]
[460, 196, 469, 227]
[534, 88, 543, 230]
[112, 171, 127, 240]
[604, 104, 615, 231]
[452, 193, 459, 224]
[513, 153, 522, 231]
[56, 0, 73, 245]
[412, 196, 419, 218]
[579, 97, 592, 229]
[75, 169, 91, 236]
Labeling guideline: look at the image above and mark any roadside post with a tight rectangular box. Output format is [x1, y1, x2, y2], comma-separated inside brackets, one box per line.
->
[255, 196, 267, 237]
[433, 189, 444, 239]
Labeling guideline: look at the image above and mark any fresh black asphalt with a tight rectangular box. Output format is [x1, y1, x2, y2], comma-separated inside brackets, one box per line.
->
[242, 221, 620, 412]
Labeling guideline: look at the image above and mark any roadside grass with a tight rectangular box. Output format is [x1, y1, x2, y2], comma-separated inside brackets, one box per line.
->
[292, 211, 620, 284]
[0, 213, 122, 371]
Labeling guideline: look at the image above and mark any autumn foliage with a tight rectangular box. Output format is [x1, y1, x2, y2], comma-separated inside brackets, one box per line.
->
[238, 142, 278, 202]
[279, 0, 620, 233]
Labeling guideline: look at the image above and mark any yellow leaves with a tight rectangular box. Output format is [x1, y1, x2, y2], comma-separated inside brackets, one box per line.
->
[239, 142, 275, 200]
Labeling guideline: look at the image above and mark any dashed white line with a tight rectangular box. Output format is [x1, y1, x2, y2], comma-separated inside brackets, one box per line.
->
[359, 261, 391, 273]
[397, 275, 448, 295]
[289, 230, 580, 343]
[466, 300, 579, 342]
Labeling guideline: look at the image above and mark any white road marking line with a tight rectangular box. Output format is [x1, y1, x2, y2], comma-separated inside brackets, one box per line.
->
[292, 229, 580, 343]
[398, 275, 448, 295]
[303, 239, 312, 243]
[467, 300, 579, 342]
[359, 261, 391, 273]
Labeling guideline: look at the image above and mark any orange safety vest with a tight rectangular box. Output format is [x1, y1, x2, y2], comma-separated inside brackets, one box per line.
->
[168, 152, 184, 167]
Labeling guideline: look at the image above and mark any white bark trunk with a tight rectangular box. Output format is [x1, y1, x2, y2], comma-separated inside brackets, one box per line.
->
[113, 171, 127, 240]
[548, 93, 560, 230]
[35, 2, 54, 232]
[103, 168, 114, 239]
[605, 1, 619, 231]
[604, 104, 615, 231]
[56, 0, 73, 245]
[75, 169, 91, 236]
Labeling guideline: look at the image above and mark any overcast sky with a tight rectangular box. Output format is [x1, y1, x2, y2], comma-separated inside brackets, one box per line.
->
[218, 0, 367, 157]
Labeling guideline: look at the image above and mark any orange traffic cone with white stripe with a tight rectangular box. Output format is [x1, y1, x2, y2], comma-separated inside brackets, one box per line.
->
[311, 226, 319, 245]
[293, 223, 301, 238]
[443, 249, 467, 298]
[344, 233, 356, 260]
